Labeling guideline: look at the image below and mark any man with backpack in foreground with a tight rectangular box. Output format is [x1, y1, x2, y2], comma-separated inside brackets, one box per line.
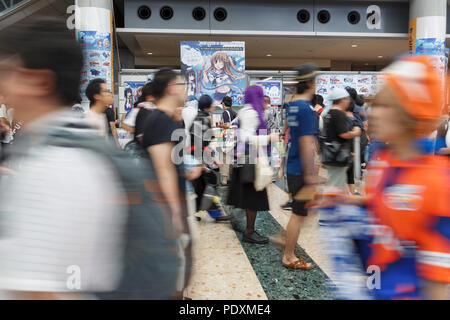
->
[0, 18, 179, 299]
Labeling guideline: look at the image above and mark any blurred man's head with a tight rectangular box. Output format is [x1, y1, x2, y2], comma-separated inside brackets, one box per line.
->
[141, 82, 155, 103]
[152, 68, 187, 110]
[371, 55, 443, 142]
[328, 88, 350, 111]
[86, 78, 114, 110]
[221, 96, 232, 109]
[294, 63, 319, 97]
[198, 95, 214, 113]
[0, 18, 83, 124]
[264, 95, 271, 108]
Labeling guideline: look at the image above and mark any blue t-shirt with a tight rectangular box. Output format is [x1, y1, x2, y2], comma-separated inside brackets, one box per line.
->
[286, 99, 319, 176]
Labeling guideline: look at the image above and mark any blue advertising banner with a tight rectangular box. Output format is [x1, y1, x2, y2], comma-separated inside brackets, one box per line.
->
[180, 41, 246, 106]
[78, 31, 112, 97]
[249, 80, 283, 105]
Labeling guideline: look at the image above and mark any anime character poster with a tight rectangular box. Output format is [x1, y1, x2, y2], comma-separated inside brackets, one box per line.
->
[180, 41, 246, 106]
[122, 81, 146, 115]
[78, 31, 112, 97]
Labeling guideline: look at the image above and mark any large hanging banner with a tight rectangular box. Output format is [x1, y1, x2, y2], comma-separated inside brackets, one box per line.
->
[180, 41, 246, 106]
[249, 80, 283, 105]
[315, 74, 380, 98]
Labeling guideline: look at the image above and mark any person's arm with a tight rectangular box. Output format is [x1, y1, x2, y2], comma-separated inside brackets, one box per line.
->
[239, 108, 275, 146]
[334, 111, 361, 139]
[300, 135, 318, 184]
[339, 127, 361, 140]
[147, 143, 183, 238]
[121, 123, 135, 135]
[109, 122, 121, 148]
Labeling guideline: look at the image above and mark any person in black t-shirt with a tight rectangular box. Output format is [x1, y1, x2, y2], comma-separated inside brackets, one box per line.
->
[323, 88, 361, 190]
[140, 68, 192, 299]
[220, 96, 237, 128]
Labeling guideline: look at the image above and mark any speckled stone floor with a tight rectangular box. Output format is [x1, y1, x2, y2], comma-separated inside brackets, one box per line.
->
[221, 193, 334, 300]
[184, 174, 335, 300]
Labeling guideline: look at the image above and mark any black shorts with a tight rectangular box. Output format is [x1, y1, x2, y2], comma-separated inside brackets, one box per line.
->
[287, 174, 308, 217]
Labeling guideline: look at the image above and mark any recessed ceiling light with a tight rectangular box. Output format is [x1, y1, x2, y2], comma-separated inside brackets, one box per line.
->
[365, 63, 369, 66]
[266, 54, 272, 57]
[378, 55, 383, 58]
[351, 44, 358, 48]
[147, 52, 153, 55]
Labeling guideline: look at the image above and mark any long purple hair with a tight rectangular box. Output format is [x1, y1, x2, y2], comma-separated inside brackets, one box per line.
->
[244, 85, 267, 131]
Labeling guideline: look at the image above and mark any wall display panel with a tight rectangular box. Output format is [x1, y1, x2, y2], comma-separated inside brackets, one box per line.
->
[181, 41, 246, 106]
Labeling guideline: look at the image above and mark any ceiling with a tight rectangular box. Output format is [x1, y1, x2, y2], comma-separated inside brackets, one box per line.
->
[118, 31, 409, 70]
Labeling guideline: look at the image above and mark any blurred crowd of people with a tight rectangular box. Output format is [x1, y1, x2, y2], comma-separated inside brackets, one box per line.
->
[0, 17, 448, 300]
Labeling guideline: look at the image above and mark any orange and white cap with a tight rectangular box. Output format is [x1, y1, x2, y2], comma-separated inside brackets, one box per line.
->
[380, 55, 445, 136]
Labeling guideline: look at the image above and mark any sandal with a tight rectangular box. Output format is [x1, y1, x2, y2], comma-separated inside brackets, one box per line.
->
[282, 258, 314, 270]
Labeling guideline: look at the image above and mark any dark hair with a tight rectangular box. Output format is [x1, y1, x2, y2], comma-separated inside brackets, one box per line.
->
[0, 17, 83, 106]
[312, 94, 324, 107]
[332, 98, 346, 106]
[151, 68, 179, 100]
[347, 100, 355, 112]
[222, 96, 233, 107]
[346, 87, 358, 101]
[141, 82, 154, 100]
[85, 78, 106, 106]
[198, 95, 213, 111]
[296, 80, 314, 94]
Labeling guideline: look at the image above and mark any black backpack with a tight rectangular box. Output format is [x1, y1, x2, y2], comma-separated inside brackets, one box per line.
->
[46, 130, 180, 299]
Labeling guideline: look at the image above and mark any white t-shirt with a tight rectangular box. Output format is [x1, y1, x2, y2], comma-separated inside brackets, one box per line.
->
[85, 110, 108, 137]
[0, 105, 6, 118]
[0, 111, 126, 293]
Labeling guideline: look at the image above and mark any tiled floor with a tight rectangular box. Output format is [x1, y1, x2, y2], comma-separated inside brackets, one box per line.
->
[184, 210, 268, 300]
[184, 177, 336, 300]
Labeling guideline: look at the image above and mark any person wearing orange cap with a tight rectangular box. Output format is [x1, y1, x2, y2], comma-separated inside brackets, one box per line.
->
[314, 55, 450, 299]
[362, 55, 450, 299]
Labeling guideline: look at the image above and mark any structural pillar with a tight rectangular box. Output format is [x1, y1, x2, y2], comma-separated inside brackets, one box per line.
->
[409, 0, 447, 100]
[75, 0, 114, 111]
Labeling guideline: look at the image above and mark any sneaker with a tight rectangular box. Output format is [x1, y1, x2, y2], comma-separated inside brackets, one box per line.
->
[281, 200, 293, 210]
[215, 215, 233, 222]
[243, 231, 269, 244]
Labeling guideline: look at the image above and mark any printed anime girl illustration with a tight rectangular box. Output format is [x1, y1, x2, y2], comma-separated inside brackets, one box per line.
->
[202, 51, 245, 105]
[124, 87, 133, 113]
[186, 68, 197, 97]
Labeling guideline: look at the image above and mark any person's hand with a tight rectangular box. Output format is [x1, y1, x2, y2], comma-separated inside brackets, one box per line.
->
[269, 133, 280, 142]
[186, 166, 202, 180]
[0, 122, 10, 135]
[438, 147, 450, 155]
[352, 127, 362, 137]
[171, 212, 184, 239]
[304, 174, 327, 186]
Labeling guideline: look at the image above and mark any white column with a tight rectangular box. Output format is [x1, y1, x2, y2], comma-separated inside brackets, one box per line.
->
[409, 0, 447, 99]
[75, 0, 114, 111]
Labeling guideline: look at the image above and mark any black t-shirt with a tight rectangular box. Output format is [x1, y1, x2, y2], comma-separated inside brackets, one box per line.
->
[324, 109, 350, 145]
[141, 109, 186, 193]
[134, 108, 152, 141]
[104, 107, 115, 136]
[142, 110, 183, 148]
[222, 108, 237, 124]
